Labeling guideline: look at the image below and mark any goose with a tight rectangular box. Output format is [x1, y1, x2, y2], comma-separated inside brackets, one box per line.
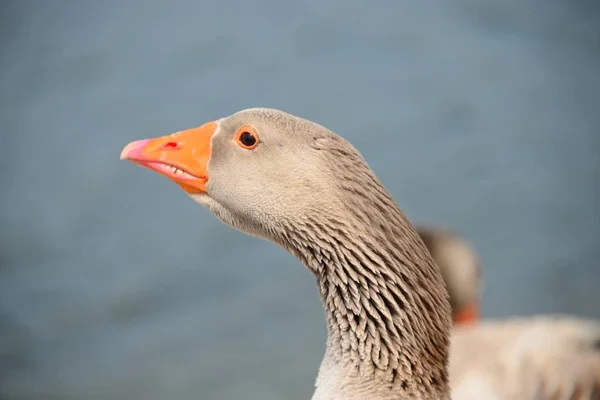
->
[416, 226, 482, 326]
[416, 225, 600, 399]
[121, 108, 453, 400]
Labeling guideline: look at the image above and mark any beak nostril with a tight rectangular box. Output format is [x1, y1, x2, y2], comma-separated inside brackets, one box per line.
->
[163, 141, 179, 149]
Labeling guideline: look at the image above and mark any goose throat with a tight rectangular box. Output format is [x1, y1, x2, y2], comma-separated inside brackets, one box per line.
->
[278, 205, 451, 394]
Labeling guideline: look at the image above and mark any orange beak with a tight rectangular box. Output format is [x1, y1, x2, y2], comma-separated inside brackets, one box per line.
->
[120, 121, 217, 194]
[453, 302, 479, 326]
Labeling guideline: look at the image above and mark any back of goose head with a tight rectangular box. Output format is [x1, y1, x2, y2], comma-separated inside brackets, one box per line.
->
[416, 225, 482, 325]
[121, 108, 452, 399]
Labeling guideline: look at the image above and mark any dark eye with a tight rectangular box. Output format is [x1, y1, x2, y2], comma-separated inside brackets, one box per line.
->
[236, 127, 259, 149]
[240, 132, 256, 147]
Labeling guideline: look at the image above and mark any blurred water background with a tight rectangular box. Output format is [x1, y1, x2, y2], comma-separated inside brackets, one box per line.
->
[1, 1, 599, 399]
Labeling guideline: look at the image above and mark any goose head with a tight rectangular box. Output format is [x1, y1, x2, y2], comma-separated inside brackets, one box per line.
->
[416, 226, 482, 325]
[121, 108, 452, 399]
[121, 108, 351, 253]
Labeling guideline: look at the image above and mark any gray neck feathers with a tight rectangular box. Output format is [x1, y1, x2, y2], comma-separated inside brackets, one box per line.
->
[276, 136, 452, 396]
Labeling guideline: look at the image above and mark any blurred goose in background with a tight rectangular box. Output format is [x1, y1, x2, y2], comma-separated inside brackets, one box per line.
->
[121, 108, 453, 400]
[417, 226, 483, 326]
[416, 225, 600, 399]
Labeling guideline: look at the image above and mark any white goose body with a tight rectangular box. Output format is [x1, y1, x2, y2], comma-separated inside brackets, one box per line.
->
[451, 316, 600, 400]
[121, 108, 453, 399]
[417, 226, 600, 400]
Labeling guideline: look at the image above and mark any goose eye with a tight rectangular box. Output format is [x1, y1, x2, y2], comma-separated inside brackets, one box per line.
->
[239, 132, 256, 147]
[235, 126, 259, 149]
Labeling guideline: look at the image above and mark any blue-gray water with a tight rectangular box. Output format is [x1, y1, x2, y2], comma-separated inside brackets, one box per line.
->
[1, 1, 599, 399]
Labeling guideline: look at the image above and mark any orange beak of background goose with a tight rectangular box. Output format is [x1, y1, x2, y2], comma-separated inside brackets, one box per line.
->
[119, 121, 217, 194]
